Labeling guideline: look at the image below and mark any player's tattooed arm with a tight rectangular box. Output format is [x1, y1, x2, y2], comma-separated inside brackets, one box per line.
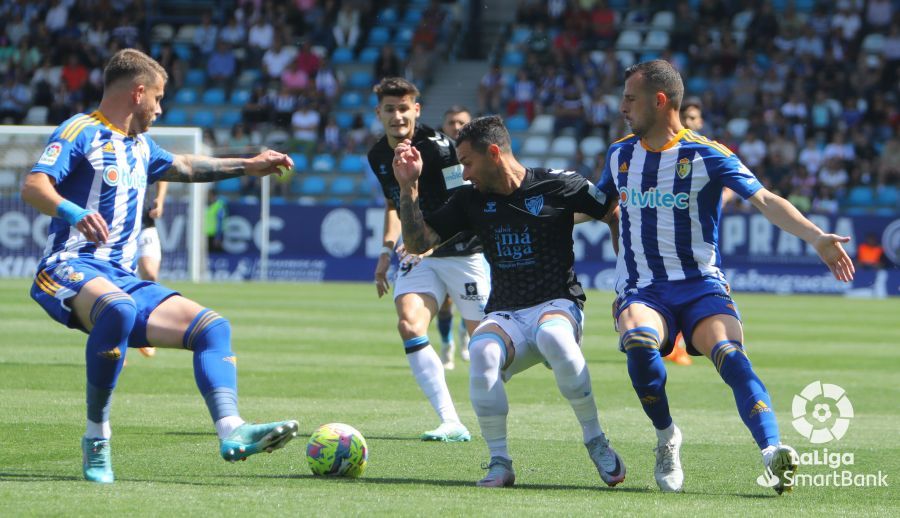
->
[397, 190, 443, 254]
[161, 151, 293, 182]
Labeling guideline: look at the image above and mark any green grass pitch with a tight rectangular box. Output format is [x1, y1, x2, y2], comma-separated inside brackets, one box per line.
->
[0, 279, 897, 515]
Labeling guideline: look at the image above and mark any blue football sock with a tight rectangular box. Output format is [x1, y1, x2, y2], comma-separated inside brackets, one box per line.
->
[85, 292, 137, 425]
[437, 313, 453, 344]
[711, 340, 780, 449]
[623, 326, 673, 430]
[184, 309, 239, 422]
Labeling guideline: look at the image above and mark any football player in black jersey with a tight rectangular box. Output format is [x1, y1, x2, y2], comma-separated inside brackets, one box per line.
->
[392, 115, 625, 488]
[367, 78, 490, 443]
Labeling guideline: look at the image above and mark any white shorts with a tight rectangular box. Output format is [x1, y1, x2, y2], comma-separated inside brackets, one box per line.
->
[474, 298, 585, 381]
[137, 227, 161, 261]
[393, 254, 490, 321]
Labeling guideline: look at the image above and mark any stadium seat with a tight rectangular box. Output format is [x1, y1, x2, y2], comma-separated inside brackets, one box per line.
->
[174, 88, 197, 104]
[615, 30, 643, 51]
[289, 153, 309, 173]
[237, 69, 261, 87]
[270, 196, 288, 205]
[332, 47, 354, 64]
[339, 92, 363, 110]
[510, 136, 522, 154]
[580, 136, 607, 157]
[331, 177, 356, 196]
[643, 30, 670, 52]
[368, 92, 379, 108]
[335, 112, 355, 129]
[506, 115, 529, 132]
[201, 88, 226, 105]
[151, 23, 174, 41]
[185, 69, 206, 88]
[550, 136, 578, 156]
[348, 71, 374, 89]
[862, 34, 885, 54]
[545, 157, 569, 171]
[191, 110, 216, 127]
[24, 106, 48, 125]
[686, 77, 709, 97]
[312, 154, 336, 173]
[358, 47, 380, 63]
[845, 186, 875, 207]
[404, 9, 422, 25]
[163, 108, 188, 126]
[369, 26, 391, 46]
[726, 118, 750, 139]
[529, 114, 555, 135]
[220, 110, 242, 127]
[230, 89, 251, 106]
[175, 25, 196, 43]
[0, 170, 17, 189]
[732, 10, 753, 31]
[378, 7, 398, 24]
[502, 50, 525, 67]
[510, 26, 532, 45]
[217, 177, 241, 193]
[395, 27, 414, 47]
[615, 50, 636, 68]
[338, 154, 366, 175]
[522, 136, 550, 155]
[265, 129, 290, 147]
[4, 149, 30, 168]
[651, 11, 675, 31]
[173, 43, 192, 62]
[876, 186, 899, 208]
[299, 176, 327, 196]
[520, 156, 543, 169]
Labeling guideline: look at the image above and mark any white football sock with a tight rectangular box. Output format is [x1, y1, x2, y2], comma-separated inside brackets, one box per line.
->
[535, 319, 604, 443]
[85, 420, 111, 440]
[407, 345, 460, 423]
[469, 335, 510, 459]
[656, 422, 677, 444]
[215, 415, 246, 440]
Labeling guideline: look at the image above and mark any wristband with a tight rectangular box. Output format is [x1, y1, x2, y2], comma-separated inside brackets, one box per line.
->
[380, 245, 394, 257]
[57, 200, 92, 226]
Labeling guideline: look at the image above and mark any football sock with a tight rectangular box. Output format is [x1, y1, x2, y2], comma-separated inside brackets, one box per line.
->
[534, 319, 603, 443]
[184, 309, 240, 423]
[84, 292, 137, 438]
[214, 415, 246, 440]
[656, 422, 676, 443]
[404, 336, 459, 423]
[437, 312, 453, 344]
[623, 326, 673, 430]
[468, 333, 510, 459]
[711, 340, 780, 449]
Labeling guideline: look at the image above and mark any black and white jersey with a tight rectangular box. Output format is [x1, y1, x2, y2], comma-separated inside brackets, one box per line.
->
[425, 168, 612, 313]
[367, 123, 481, 257]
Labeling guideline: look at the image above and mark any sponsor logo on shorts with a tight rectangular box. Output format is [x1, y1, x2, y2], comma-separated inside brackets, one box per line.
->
[461, 282, 487, 301]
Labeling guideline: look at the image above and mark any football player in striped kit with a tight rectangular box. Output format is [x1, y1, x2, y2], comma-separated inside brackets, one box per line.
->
[600, 60, 855, 494]
[22, 49, 298, 483]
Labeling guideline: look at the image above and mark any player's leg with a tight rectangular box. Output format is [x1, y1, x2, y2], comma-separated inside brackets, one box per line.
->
[395, 292, 468, 440]
[534, 304, 624, 486]
[458, 316, 471, 362]
[146, 295, 298, 461]
[690, 314, 797, 493]
[136, 228, 162, 357]
[617, 302, 682, 492]
[467, 324, 515, 487]
[440, 254, 490, 365]
[437, 295, 455, 369]
[69, 277, 138, 483]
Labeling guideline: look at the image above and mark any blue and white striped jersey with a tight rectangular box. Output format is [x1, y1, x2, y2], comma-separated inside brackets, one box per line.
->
[597, 129, 762, 293]
[31, 111, 174, 273]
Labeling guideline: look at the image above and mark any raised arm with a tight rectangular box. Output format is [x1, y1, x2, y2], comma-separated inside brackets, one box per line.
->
[158, 149, 293, 183]
[393, 140, 443, 254]
[749, 187, 854, 282]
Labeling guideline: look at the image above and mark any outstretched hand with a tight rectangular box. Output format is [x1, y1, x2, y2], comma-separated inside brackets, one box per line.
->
[246, 150, 295, 178]
[392, 140, 423, 188]
[813, 234, 855, 282]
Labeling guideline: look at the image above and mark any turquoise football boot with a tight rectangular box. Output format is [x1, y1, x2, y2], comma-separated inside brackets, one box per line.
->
[220, 420, 299, 462]
[81, 437, 114, 483]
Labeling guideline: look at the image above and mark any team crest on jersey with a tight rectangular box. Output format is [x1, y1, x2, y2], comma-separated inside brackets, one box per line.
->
[102, 142, 115, 153]
[618, 161, 629, 173]
[525, 195, 544, 216]
[378, 164, 388, 175]
[676, 157, 692, 179]
[38, 142, 63, 166]
[484, 201, 497, 213]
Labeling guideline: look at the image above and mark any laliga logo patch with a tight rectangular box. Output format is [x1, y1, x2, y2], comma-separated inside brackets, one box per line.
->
[38, 142, 63, 166]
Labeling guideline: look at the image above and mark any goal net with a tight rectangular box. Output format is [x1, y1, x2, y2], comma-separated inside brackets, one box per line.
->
[0, 125, 205, 281]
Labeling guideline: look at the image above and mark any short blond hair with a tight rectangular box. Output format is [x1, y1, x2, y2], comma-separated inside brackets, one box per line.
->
[103, 48, 168, 89]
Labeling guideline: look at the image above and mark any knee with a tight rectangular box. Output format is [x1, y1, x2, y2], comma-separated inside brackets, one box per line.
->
[185, 310, 231, 351]
[91, 292, 137, 327]
[469, 336, 503, 372]
[396, 317, 423, 340]
[534, 319, 575, 361]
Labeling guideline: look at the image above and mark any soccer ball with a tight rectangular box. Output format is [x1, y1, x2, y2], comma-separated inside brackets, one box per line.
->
[306, 423, 368, 477]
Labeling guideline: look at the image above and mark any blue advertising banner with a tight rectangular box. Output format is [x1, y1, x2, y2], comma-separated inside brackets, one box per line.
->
[2, 200, 897, 296]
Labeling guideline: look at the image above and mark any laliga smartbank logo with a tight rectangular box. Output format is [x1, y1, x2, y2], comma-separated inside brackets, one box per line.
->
[756, 382, 889, 489]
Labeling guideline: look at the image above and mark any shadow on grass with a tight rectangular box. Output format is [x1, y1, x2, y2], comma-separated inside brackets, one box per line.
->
[160, 432, 433, 442]
[0, 472, 81, 482]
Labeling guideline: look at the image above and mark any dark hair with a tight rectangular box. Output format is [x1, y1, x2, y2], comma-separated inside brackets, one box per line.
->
[373, 76, 420, 102]
[455, 115, 511, 153]
[680, 96, 702, 112]
[103, 48, 168, 89]
[443, 105, 470, 118]
[624, 59, 684, 110]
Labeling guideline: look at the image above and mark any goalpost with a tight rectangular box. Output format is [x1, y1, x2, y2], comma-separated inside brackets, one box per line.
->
[0, 125, 207, 282]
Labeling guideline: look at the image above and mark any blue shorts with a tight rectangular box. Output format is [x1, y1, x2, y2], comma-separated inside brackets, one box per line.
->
[30, 258, 179, 347]
[613, 277, 741, 357]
